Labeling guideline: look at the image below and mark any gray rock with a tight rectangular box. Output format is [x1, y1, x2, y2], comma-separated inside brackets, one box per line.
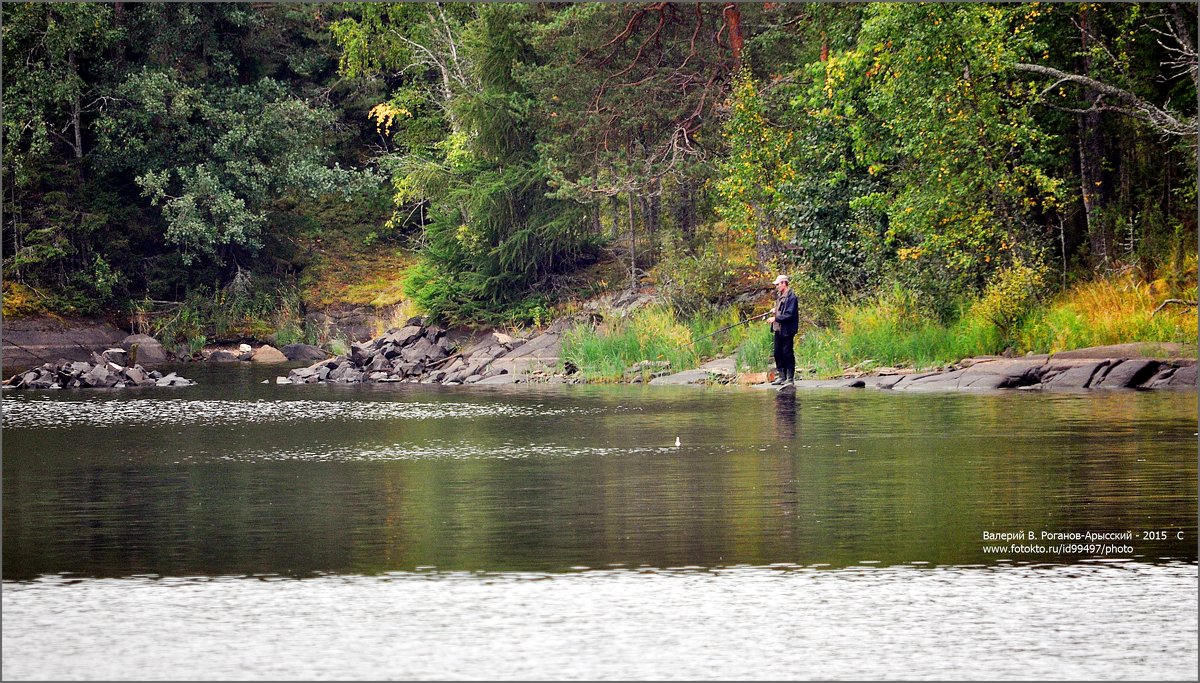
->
[121, 334, 168, 366]
[101, 348, 128, 365]
[1043, 360, 1111, 390]
[367, 354, 391, 373]
[388, 325, 425, 347]
[208, 350, 240, 362]
[401, 338, 435, 363]
[280, 344, 328, 362]
[1165, 363, 1197, 389]
[476, 373, 528, 385]
[648, 369, 712, 385]
[350, 342, 374, 365]
[82, 364, 110, 387]
[1092, 359, 1161, 389]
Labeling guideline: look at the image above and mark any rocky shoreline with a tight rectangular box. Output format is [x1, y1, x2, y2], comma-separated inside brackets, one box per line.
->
[279, 318, 566, 386]
[3, 351, 195, 390]
[3, 311, 1194, 393]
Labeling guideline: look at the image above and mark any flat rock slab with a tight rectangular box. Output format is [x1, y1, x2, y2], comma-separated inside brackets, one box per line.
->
[475, 373, 531, 385]
[3, 317, 129, 374]
[1149, 363, 1197, 390]
[648, 369, 713, 385]
[1043, 360, 1111, 390]
[699, 356, 737, 377]
[503, 333, 561, 360]
[1092, 359, 1162, 389]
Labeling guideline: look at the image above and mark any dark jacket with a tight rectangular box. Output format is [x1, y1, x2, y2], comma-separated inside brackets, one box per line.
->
[774, 290, 799, 337]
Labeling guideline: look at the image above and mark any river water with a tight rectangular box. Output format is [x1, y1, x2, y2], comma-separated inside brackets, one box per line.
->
[3, 363, 1196, 679]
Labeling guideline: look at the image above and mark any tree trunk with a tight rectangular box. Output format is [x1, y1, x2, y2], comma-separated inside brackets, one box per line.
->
[1078, 6, 1109, 270]
[724, 4, 744, 70]
[69, 51, 83, 162]
[627, 192, 637, 289]
[610, 194, 620, 241]
[673, 179, 696, 243]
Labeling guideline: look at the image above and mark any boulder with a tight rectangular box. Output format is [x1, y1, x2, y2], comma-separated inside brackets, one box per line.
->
[1043, 360, 1111, 390]
[388, 325, 425, 347]
[121, 334, 168, 366]
[250, 345, 289, 364]
[1092, 359, 1161, 389]
[955, 359, 1044, 389]
[367, 354, 391, 373]
[1164, 363, 1197, 389]
[208, 350, 240, 362]
[401, 337, 435, 363]
[101, 348, 128, 366]
[82, 364, 111, 387]
[280, 344, 328, 362]
[2, 317, 128, 373]
[123, 366, 147, 385]
[350, 341, 375, 365]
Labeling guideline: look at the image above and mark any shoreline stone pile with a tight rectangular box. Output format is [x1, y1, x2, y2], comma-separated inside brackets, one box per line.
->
[3, 351, 195, 390]
[282, 319, 565, 386]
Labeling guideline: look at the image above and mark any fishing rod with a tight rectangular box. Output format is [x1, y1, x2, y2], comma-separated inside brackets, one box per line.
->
[690, 311, 771, 345]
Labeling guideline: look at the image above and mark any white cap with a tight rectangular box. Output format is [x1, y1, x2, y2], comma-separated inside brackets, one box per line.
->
[773, 275, 789, 285]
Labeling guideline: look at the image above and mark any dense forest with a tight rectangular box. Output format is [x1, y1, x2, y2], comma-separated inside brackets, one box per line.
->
[3, 3, 1196, 359]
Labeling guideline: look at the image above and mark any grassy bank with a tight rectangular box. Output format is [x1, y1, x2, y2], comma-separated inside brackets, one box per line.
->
[561, 272, 1197, 382]
[790, 274, 1196, 377]
[560, 305, 776, 382]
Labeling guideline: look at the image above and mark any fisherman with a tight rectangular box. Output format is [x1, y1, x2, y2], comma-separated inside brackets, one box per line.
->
[767, 274, 798, 386]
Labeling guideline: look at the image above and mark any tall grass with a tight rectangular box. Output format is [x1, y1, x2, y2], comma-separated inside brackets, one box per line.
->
[789, 274, 1196, 378]
[561, 305, 768, 382]
[1017, 275, 1197, 352]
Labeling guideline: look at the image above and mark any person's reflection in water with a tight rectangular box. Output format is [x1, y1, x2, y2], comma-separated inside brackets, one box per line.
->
[775, 389, 797, 441]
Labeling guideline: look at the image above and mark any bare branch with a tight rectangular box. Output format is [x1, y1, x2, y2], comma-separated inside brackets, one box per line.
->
[1016, 62, 1196, 137]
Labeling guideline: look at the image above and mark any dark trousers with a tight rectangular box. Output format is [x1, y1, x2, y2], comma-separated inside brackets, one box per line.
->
[773, 332, 796, 377]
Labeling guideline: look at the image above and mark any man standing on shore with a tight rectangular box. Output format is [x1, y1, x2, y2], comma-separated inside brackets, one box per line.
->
[767, 274, 798, 386]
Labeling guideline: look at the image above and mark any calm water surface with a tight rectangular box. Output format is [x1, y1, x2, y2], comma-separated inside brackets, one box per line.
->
[3, 363, 1197, 679]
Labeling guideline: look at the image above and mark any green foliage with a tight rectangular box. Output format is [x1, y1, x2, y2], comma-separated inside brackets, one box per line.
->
[388, 5, 598, 324]
[714, 69, 797, 264]
[970, 257, 1050, 344]
[96, 71, 373, 264]
[561, 304, 762, 382]
[794, 292, 1003, 377]
[654, 236, 740, 317]
[736, 325, 776, 373]
[822, 4, 1063, 308]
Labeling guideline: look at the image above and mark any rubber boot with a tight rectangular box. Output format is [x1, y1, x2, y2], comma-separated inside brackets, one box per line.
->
[770, 370, 785, 386]
[784, 369, 795, 386]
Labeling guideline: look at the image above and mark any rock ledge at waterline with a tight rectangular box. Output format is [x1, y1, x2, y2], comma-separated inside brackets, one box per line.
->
[741, 351, 1195, 393]
[279, 318, 565, 386]
[2, 352, 195, 390]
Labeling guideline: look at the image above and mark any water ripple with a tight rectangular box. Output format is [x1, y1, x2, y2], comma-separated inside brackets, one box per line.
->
[2, 397, 587, 429]
[205, 439, 706, 463]
[3, 562, 1195, 680]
